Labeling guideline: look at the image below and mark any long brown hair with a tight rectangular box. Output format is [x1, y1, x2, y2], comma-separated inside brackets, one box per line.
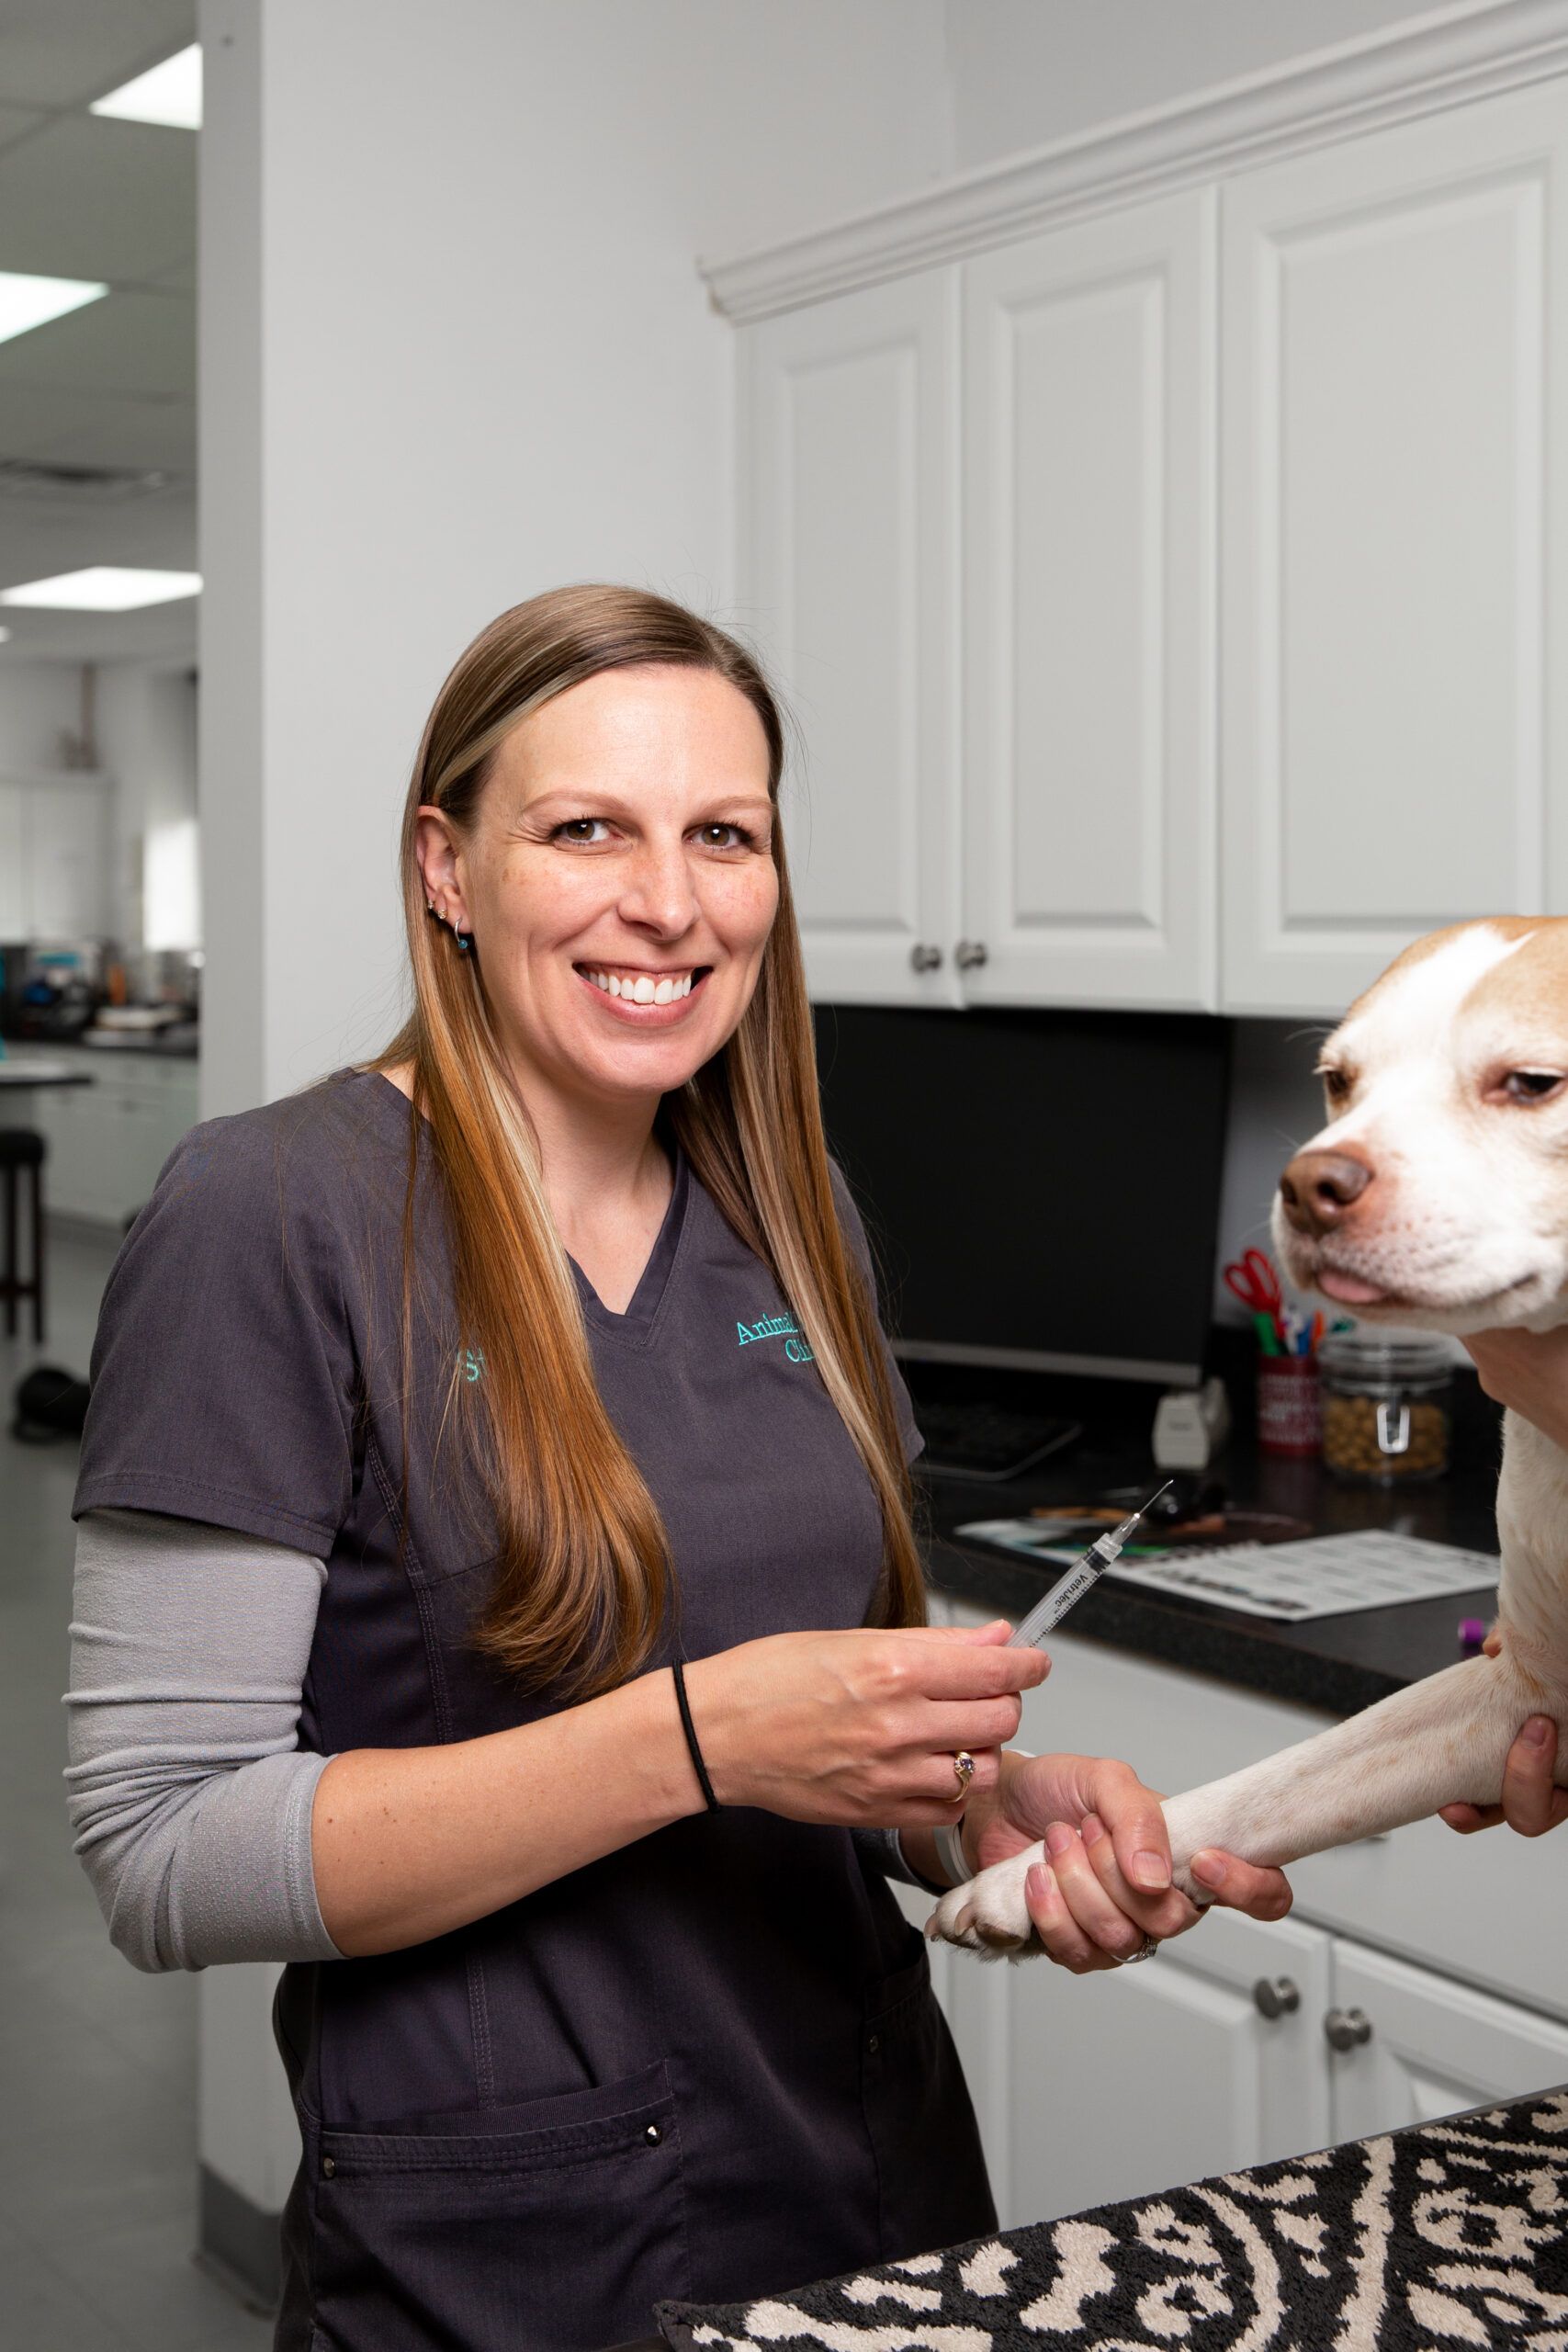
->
[370, 583, 925, 1697]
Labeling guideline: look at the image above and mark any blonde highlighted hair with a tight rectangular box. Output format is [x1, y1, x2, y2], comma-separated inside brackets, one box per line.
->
[370, 583, 925, 1697]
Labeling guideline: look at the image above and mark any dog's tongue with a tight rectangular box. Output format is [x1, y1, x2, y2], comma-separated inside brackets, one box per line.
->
[1317, 1270, 1389, 1306]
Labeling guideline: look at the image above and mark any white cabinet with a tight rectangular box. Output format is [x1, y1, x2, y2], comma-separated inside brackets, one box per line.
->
[1328, 1942, 1568, 2144]
[0, 773, 112, 940]
[740, 269, 962, 1007]
[1220, 83, 1568, 1014]
[730, 69, 1568, 1020]
[962, 192, 1215, 1010]
[912, 1595, 1568, 2225]
[0, 782, 26, 933]
[28, 1047, 199, 1227]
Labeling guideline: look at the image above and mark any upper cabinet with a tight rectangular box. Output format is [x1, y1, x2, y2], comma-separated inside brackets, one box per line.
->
[0, 774, 111, 941]
[740, 270, 962, 1007]
[1221, 84, 1568, 1013]
[962, 193, 1213, 1009]
[717, 6, 1568, 1018]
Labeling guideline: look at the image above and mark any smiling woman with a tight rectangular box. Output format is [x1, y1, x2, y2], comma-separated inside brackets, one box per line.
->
[67, 582, 1288, 2352]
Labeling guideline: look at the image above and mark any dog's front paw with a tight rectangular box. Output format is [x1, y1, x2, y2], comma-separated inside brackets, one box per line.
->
[925, 1841, 1044, 1961]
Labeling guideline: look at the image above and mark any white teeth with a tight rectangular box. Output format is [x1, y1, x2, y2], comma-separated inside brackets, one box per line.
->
[581, 966, 700, 1001]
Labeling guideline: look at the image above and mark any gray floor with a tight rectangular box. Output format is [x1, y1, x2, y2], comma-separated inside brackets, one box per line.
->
[2, 1223, 275, 2352]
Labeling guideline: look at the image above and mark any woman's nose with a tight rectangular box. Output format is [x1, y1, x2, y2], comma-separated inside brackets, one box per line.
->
[618, 841, 700, 934]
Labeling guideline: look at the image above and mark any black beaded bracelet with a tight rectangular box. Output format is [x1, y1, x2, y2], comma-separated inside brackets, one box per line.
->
[671, 1658, 720, 1813]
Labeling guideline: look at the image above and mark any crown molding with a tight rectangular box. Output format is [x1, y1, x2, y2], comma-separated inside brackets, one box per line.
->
[699, 0, 1568, 322]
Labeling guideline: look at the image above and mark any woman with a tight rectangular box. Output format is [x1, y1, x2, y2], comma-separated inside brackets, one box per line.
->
[67, 585, 1290, 2352]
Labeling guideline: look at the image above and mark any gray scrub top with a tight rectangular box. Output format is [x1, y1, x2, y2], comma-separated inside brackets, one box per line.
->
[73, 1068, 994, 2351]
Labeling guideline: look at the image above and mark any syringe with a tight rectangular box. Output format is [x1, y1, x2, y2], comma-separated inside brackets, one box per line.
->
[1007, 1481, 1174, 1650]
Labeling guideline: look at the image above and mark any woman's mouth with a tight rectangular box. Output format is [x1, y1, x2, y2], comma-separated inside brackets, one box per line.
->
[572, 962, 712, 1019]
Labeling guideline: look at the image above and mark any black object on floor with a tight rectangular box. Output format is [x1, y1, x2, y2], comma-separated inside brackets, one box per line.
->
[11, 1363, 90, 1442]
[656, 2085, 1568, 2347]
[0, 1125, 45, 1342]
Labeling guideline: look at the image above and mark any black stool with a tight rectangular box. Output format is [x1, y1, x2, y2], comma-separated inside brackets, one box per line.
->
[0, 1127, 45, 1344]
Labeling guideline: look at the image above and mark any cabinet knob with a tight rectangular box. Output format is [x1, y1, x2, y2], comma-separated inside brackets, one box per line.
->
[1252, 1975, 1300, 2019]
[909, 943, 943, 974]
[1324, 2006, 1373, 2051]
[953, 939, 988, 972]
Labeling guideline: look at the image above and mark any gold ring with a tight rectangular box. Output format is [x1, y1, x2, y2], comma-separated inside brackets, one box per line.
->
[951, 1750, 976, 1801]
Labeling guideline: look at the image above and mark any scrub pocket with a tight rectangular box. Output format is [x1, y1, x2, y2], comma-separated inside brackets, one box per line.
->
[860, 1928, 997, 2264]
[302, 2058, 689, 2352]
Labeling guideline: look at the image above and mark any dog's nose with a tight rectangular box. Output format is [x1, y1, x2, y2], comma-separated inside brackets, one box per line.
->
[1278, 1149, 1373, 1235]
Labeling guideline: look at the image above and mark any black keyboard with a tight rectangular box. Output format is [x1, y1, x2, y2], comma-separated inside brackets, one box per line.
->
[915, 1403, 1082, 1483]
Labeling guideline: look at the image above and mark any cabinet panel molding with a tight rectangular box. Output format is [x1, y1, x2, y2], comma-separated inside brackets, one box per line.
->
[962, 190, 1215, 1008]
[739, 269, 962, 1006]
[1329, 1939, 1568, 2145]
[1221, 84, 1568, 1012]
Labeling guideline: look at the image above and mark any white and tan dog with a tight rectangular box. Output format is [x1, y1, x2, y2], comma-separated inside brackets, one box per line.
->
[930, 917, 1568, 1956]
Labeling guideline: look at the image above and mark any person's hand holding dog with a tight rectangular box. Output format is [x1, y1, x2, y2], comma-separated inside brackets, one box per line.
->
[953, 1746, 1292, 1971]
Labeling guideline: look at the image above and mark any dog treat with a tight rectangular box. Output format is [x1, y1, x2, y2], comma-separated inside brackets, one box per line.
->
[1321, 1390, 1449, 1480]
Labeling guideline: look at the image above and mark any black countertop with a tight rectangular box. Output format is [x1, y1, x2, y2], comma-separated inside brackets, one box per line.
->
[912, 1350, 1505, 1719]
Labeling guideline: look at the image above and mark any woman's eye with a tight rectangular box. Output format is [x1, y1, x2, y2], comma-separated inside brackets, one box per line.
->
[1500, 1069, 1565, 1104]
[553, 818, 611, 844]
[694, 821, 754, 850]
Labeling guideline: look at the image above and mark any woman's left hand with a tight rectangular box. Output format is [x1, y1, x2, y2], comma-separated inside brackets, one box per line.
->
[961, 1752, 1292, 1972]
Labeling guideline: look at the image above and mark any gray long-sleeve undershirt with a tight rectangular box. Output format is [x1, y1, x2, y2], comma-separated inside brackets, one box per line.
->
[64, 1508, 939, 1975]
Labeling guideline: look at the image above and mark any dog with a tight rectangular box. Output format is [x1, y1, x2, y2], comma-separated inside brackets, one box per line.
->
[929, 917, 1568, 1956]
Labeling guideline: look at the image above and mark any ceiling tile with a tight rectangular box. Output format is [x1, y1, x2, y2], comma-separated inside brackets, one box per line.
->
[0, 288, 193, 398]
[0, 479, 197, 590]
[0, 113, 194, 283]
[0, 0, 196, 110]
[0, 596, 197, 664]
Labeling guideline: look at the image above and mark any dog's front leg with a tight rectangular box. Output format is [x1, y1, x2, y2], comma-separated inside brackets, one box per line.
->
[927, 1647, 1562, 1959]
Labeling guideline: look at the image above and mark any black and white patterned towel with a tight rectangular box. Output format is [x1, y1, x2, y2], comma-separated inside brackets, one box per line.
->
[656, 2088, 1568, 2349]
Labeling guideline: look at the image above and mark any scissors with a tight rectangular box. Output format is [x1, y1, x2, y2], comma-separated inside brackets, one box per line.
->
[1223, 1248, 1282, 1323]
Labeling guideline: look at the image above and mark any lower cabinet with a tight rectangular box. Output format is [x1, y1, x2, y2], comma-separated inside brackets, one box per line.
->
[28, 1049, 199, 1227]
[897, 1879, 1568, 2233]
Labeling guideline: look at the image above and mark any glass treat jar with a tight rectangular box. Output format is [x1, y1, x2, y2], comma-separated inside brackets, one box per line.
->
[1318, 1332, 1453, 1484]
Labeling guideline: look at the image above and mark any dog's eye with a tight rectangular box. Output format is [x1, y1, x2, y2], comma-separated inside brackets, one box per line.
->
[1499, 1069, 1566, 1105]
[1316, 1067, 1351, 1105]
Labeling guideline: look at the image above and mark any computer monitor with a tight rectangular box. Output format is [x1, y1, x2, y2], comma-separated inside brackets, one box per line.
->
[813, 1001, 1232, 1388]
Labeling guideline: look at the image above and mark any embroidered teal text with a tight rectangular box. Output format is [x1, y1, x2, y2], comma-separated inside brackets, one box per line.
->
[460, 1347, 487, 1384]
[737, 1313, 814, 1364]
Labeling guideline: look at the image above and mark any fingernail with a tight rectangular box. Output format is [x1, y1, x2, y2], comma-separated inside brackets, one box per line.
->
[1131, 1849, 1170, 1891]
[1025, 1862, 1051, 1905]
[1080, 1813, 1104, 1848]
[1525, 1718, 1552, 1747]
[1045, 1821, 1074, 1858]
[1190, 1850, 1226, 1888]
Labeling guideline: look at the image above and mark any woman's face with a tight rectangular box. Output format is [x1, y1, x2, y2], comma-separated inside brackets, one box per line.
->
[416, 663, 780, 1112]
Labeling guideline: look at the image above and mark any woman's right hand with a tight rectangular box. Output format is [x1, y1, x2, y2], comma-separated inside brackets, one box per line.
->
[682, 1621, 1046, 1827]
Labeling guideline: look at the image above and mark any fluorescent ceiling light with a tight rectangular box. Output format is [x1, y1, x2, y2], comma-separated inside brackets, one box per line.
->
[0, 271, 107, 347]
[0, 569, 201, 611]
[90, 44, 202, 130]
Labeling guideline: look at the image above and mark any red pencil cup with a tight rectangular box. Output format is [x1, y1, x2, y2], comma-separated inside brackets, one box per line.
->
[1257, 1355, 1322, 1458]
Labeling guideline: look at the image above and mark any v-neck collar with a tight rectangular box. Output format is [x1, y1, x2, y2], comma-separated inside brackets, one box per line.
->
[359, 1068, 692, 1352]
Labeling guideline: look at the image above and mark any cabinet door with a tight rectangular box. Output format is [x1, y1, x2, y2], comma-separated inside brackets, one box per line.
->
[961, 189, 1215, 1009]
[0, 781, 25, 933]
[28, 777, 109, 938]
[739, 270, 962, 1005]
[999, 1903, 1333, 2229]
[1221, 84, 1568, 1014]
[1329, 1940, 1568, 2146]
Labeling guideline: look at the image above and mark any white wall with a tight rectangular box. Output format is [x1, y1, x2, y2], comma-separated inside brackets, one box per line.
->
[199, 0, 954, 1119]
[0, 662, 85, 774]
[943, 0, 1433, 167]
